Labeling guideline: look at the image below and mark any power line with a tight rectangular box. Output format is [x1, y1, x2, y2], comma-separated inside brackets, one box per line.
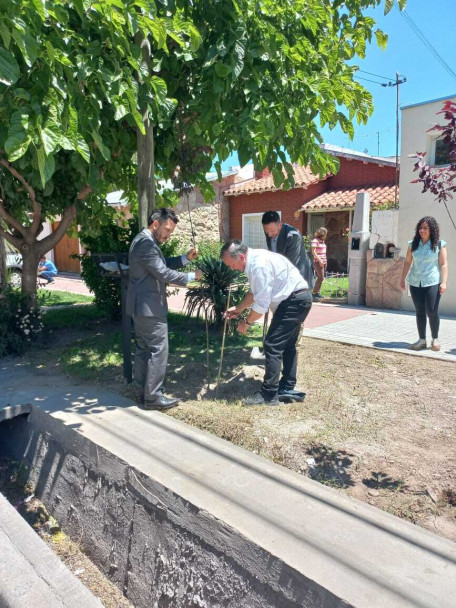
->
[355, 76, 387, 86]
[395, 1, 456, 82]
[352, 128, 393, 140]
[358, 69, 395, 81]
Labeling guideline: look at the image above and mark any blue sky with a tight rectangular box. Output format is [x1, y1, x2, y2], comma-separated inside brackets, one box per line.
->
[220, 0, 456, 169]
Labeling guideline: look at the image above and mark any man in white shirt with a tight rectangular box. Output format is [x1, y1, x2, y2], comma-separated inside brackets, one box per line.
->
[221, 240, 312, 406]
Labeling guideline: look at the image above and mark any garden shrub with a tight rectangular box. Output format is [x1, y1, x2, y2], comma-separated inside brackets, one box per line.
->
[0, 287, 43, 357]
[79, 216, 182, 319]
[184, 255, 247, 328]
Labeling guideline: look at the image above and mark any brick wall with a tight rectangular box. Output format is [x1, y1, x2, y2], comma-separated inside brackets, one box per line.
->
[228, 157, 396, 242]
[229, 181, 326, 239]
[327, 158, 395, 188]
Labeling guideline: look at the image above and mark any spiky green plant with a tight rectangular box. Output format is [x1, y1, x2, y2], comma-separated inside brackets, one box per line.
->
[184, 256, 248, 328]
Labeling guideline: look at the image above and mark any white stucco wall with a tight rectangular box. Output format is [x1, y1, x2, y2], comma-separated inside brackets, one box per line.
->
[398, 95, 456, 315]
[38, 221, 55, 263]
[370, 210, 399, 249]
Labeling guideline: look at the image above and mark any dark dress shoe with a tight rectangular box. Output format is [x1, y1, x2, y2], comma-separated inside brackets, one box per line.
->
[278, 390, 306, 403]
[243, 392, 279, 407]
[141, 395, 180, 410]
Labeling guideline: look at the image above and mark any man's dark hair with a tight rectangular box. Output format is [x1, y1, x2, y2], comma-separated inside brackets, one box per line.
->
[220, 239, 248, 259]
[262, 211, 280, 224]
[147, 208, 178, 226]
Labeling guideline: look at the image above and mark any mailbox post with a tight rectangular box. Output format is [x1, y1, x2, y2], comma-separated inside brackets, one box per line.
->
[348, 192, 370, 306]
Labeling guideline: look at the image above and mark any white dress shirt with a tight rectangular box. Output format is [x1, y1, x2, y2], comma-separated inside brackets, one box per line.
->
[245, 248, 308, 314]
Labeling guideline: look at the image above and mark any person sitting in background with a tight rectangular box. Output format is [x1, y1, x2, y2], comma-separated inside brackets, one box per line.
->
[38, 256, 58, 284]
[311, 227, 328, 300]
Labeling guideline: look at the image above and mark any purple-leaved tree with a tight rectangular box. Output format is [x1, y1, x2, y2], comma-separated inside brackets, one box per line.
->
[410, 100, 456, 228]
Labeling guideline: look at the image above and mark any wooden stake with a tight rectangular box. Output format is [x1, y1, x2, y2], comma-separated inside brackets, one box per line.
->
[215, 284, 232, 399]
[205, 305, 210, 389]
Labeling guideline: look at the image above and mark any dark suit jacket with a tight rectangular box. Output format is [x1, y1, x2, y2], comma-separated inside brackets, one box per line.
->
[126, 228, 189, 317]
[265, 223, 314, 288]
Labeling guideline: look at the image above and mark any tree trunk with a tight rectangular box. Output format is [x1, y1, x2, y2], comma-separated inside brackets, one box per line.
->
[20, 243, 41, 308]
[0, 234, 7, 290]
[137, 122, 155, 229]
[135, 30, 155, 230]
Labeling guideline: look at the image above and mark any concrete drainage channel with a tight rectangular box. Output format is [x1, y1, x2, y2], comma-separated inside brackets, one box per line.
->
[0, 404, 342, 608]
[1, 403, 456, 608]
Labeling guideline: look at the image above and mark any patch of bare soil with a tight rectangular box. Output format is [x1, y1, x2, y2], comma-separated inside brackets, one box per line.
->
[160, 338, 456, 542]
[0, 459, 132, 608]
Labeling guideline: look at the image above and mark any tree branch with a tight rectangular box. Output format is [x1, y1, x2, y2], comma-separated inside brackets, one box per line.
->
[37, 204, 77, 256]
[0, 158, 38, 210]
[30, 201, 43, 238]
[0, 157, 43, 237]
[77, 184, 93, 200]
[0, 224, 22, 250]
[0, 200, 27, 237]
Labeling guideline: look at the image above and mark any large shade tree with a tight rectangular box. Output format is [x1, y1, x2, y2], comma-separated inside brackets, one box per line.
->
[0, 0, 405, 304]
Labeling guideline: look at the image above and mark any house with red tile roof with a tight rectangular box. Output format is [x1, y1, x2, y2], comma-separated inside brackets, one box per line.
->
[224, 144, 398, 272]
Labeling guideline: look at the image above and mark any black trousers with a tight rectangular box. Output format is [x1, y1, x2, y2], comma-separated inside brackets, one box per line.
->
[409, 284, 441, 339]
[262, 290, 312, 400]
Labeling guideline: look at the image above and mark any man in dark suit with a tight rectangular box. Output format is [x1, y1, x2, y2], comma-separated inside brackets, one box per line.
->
[127, 208, 202, 411]
[262, 211, 314, 289]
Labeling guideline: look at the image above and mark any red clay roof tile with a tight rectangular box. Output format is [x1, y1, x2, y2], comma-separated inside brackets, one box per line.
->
[300, 184, 397, 211]
[224, 165, 325, 196]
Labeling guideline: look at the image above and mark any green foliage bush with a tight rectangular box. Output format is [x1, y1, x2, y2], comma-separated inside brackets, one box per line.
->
[0, 287, 43, 357]
[79, 217, 183, 319]
[78, 217, 138, 320]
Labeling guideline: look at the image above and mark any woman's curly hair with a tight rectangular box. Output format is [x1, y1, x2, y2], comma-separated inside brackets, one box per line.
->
[411, 216, 440, 252]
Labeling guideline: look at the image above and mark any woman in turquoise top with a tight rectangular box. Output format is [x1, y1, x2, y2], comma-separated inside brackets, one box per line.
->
[400, 216, 448, 351]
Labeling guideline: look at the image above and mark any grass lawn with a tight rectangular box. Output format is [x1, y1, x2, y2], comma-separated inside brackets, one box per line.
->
[32, 307, 456, 543]
[42, 303, 107, 330]
[320, 275, 348, 298]
[39, 309, 263, 383]
[38, 289, 94, 307]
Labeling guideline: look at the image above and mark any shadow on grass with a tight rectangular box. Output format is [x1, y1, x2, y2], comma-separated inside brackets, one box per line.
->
[306, 443, 355, 488]
[363, 472, 404, 491]
[161, 313, 263, 400]
[43, 310, 263, 398]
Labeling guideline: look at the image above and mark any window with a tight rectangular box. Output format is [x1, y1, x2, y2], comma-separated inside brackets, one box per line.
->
[242, 210, 282, 248]
[434, 138, 452, 166]
[307, 212, 326, 237]
[242, 213, 267, 248]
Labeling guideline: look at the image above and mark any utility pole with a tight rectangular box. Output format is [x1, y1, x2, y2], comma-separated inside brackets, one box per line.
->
[377, 131, 380, 156]
[382, 73, 406, 208]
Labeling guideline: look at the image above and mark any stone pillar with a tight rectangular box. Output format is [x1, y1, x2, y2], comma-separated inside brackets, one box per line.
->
[348, 192, 370, 306]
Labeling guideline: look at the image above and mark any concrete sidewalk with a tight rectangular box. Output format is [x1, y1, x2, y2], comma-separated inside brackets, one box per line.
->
[0, 491, 102, 608]
[305, 303, 456, 363]
[40, 272, 92, 296]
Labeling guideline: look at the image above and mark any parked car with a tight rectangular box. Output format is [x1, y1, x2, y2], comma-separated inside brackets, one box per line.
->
[6, 249, 23, 288]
